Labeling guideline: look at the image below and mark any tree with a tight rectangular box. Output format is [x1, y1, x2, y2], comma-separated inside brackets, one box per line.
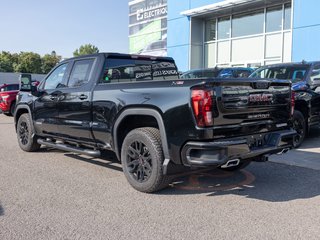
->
[73, 44, 99, 57]
[0, 51, 18, 72]
[41, 51, 61, 74]
[13, 52, 42, 74]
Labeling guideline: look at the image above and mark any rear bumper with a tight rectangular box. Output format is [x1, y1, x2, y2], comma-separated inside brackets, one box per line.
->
[181, 129, 296, 167]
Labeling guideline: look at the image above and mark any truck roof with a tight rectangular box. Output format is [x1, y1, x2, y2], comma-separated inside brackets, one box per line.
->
[63, 52, 175, 63]
[262, 61, 320, 68]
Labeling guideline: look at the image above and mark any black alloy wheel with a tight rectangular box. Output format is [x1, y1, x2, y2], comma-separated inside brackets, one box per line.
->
[121, 127, 171, 193]
[18, 121, 29, 146]
[292, 110, 306, 148]
[126, 141, 153, 183]
[16, 113, 41, 152]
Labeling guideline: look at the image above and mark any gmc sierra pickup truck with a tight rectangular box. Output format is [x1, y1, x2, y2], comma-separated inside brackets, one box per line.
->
[15, 53, 296, 193]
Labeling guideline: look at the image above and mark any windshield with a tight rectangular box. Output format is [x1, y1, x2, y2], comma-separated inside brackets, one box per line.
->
[181, 69, 222, 79]
[250, 65, 310, 83]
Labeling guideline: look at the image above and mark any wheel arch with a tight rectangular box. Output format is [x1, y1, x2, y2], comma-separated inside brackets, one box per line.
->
[14, 105, 33, 132]
[113, 108, 170, 164]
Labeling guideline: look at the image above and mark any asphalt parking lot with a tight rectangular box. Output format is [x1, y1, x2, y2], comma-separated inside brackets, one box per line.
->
[0, 114, 319, 240]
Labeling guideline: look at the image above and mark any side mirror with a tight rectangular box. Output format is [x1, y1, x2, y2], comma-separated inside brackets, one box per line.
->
[19, 74, 42, 96]
[19, 74, 32, 92]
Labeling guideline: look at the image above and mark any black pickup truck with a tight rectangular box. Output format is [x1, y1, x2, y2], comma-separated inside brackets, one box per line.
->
[250, 61, 320, 147]
[15, 53, 296, 193]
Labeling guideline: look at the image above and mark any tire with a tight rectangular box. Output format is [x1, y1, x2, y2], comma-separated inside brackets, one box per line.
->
[292, 110, 306, 148]
[121, 127, 171, 193]
[17, 113, 41, 152]
[219, 160, 251, 172]
[9, 102, 16, 116]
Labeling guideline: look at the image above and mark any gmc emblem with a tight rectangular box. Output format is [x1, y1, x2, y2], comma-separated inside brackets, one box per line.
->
[249, 93, 273, 103]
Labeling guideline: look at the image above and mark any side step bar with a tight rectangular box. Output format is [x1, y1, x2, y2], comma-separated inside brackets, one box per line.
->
[37, 139, 101, 158]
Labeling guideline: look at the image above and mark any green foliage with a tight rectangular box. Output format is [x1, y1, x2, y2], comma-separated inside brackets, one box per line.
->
[0, 51, 61, 74]
[73, 44, 99, 57]
[0, 51, 18, 72]
[41, 52, 61, 74]
[13, 52, 42, 74]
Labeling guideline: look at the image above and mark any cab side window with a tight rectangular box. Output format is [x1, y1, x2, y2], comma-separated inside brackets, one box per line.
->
[44, 63, 68, 90]
[68, 59, 94, 87]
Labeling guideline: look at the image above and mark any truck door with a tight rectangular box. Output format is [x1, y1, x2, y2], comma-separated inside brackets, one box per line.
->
[55, 58, 96, 142]
[33, 63, 71, 135]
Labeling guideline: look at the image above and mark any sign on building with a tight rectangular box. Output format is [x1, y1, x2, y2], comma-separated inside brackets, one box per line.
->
[129, 0, 167, 57]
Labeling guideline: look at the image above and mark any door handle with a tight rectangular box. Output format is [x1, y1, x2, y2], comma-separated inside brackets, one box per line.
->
[79, 94, 88, 100]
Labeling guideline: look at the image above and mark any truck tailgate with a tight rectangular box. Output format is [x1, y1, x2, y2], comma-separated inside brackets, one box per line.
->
[207, 79, 292, 138]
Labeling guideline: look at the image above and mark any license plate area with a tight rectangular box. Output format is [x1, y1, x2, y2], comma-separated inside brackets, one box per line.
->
[248, 134, 266, 149]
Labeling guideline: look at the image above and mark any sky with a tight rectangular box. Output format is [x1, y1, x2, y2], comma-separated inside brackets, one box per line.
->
[0, 0, 129, 58]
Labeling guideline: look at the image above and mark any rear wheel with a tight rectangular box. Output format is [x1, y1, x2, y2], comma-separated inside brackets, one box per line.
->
[292, 110, 306, 148]
[121, 127, 171, 193]
[17, 113, 41, 152]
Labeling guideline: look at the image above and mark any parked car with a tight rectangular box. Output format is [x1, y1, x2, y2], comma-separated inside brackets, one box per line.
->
[181, 67, 254, 79]
[0, 83, 19, 116]
[15, 53, 295, 193]
[250, 61, 320, 147]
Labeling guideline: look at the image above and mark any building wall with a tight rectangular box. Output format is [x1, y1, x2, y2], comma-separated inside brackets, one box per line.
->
[168, 0, 225, 71]
[292, 0, 320, 62]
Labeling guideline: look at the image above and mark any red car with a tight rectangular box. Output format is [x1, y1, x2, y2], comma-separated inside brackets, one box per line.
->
[0, 84, 19, 116]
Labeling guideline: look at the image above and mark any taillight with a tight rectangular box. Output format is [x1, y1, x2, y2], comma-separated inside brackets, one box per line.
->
[291, 91, 295, 116]
[191, 89, 214, 127]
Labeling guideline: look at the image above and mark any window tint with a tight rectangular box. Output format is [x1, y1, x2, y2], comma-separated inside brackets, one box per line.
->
[251, 66, 309, 83]
[100, 58, 179, 84]
[266, 6, 282, 32]
[284, 4, 292, 30]
[232, 11, 264, 37]
[218, 17, 230, 40]
[205, 19, 216, 41]
[44, 63, 68, 90]
[3, 85, 19, 91]
[68, 59, 94, 87]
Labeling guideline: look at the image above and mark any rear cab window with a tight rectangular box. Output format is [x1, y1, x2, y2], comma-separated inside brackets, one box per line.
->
[99, 57, 179, 84]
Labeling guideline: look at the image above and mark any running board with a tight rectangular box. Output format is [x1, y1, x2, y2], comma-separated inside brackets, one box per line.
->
[37, 139, 101, 158]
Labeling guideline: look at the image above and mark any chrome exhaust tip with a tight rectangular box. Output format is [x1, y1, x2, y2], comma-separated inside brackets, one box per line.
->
[277, 148, 290, 155]
[221, 159, 240, 169]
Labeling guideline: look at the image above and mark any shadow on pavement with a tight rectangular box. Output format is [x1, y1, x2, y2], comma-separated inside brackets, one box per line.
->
[64, 151, 122, 172]
[161, 162, 320, 202]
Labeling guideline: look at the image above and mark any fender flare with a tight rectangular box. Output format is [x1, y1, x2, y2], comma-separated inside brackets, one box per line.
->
[113, 108, 170, 170]
[14, 105, 34, 132]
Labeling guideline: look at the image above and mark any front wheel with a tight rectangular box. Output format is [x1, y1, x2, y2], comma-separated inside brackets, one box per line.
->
[121, 127, 171, 193]
[292, 110, 306, 148]
[17, 113, 41, 152]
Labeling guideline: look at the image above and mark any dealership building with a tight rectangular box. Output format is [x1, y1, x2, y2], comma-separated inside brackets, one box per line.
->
[130, 0, 320, 71]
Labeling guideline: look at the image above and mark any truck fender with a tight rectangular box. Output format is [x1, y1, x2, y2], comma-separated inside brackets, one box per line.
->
[113, 108, 170, 171]
[14, 105, 34, 133]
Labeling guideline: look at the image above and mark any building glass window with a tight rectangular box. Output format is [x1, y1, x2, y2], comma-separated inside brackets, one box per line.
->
[205, 19, 216, 42]
[218, 17, 230, 40]
[232, 11, 264, 37]
[266, 6, 282, 32]
[284, 4, 292, 30]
